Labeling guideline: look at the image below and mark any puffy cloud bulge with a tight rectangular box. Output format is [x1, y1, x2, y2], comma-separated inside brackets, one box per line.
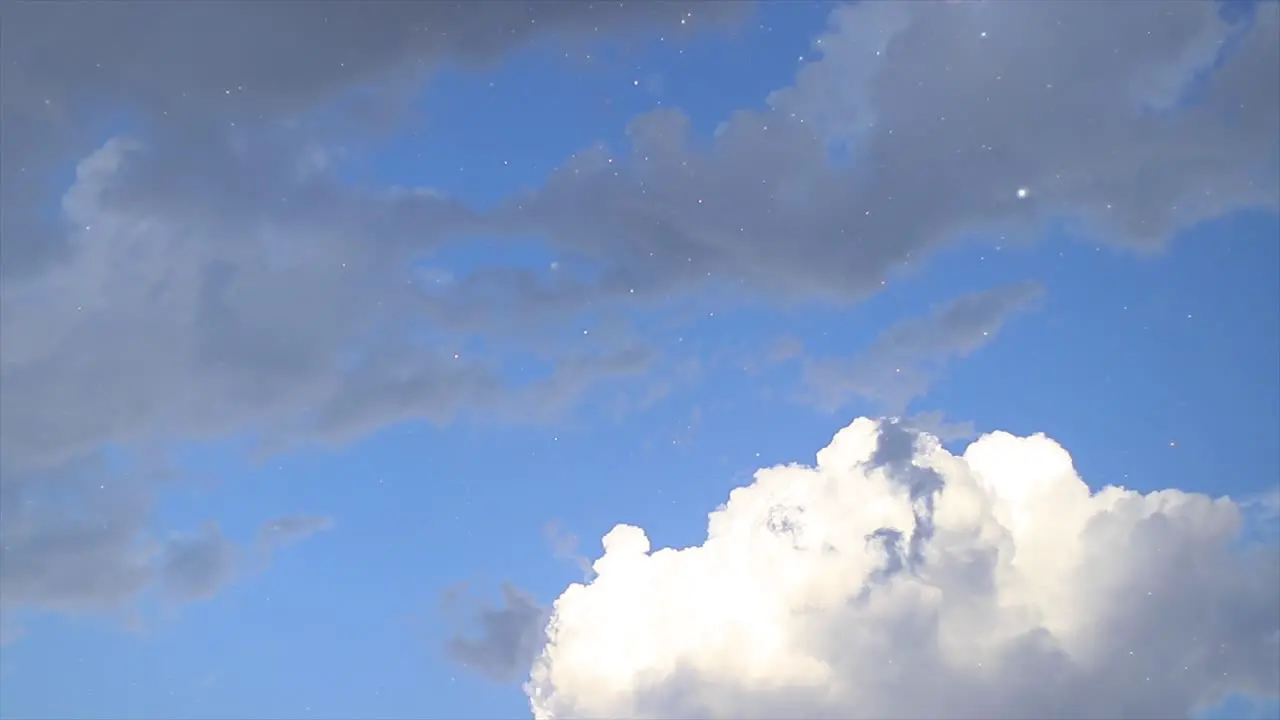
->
[528, 419, 1280, 719]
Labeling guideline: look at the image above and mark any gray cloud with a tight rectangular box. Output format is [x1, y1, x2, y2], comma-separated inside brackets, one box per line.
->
[0, 458, 158, 614]
[896, 410, 977, 445]
[156, 513, 336, 605]
[1, 476, 333, 628]
[256, 515, 336, 550]
[444, 584, 550, 684]
[804, 282, 1044, 414]
[3, 2, 746, 119]
[545, 520, 596, 581]
[1, 0, 747, 275]
[483, 1, 1277, 308]
[1, 1, 717, 627]
[0, 0, 730, 462]
[1, 0, 1276, 627]
[161, 523, 237, 604]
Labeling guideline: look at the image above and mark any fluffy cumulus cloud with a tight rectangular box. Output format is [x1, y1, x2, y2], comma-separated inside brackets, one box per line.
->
[525, 419, 1280, 719]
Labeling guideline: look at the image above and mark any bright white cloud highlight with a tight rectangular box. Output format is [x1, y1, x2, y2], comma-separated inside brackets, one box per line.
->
[526, 418, 1280, 719]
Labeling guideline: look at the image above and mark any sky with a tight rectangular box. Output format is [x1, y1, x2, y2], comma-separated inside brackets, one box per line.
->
[0, 1, 1278, 719]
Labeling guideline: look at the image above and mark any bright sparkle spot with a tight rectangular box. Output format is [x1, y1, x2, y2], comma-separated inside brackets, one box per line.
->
[1016, 187, 1030, 199]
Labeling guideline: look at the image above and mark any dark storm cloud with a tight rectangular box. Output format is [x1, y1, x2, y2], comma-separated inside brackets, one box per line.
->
[804, 282, 1045, 413]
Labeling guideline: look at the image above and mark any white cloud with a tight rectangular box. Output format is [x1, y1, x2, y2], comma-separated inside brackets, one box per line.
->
[526, 418, 1280, 719]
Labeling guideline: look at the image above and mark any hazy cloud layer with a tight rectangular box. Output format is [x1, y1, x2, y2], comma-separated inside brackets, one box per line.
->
[2, 0, 1276, 623]
[804, 282, 1044, 413]
[524, 419, 1280, 718]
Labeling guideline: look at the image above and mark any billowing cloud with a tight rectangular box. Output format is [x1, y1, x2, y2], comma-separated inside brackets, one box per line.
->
[525, 419, 1280, 719]
[804, 282, 1044, 413]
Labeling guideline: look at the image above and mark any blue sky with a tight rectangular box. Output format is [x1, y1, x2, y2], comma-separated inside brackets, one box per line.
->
[1, 2, 1278, 719]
